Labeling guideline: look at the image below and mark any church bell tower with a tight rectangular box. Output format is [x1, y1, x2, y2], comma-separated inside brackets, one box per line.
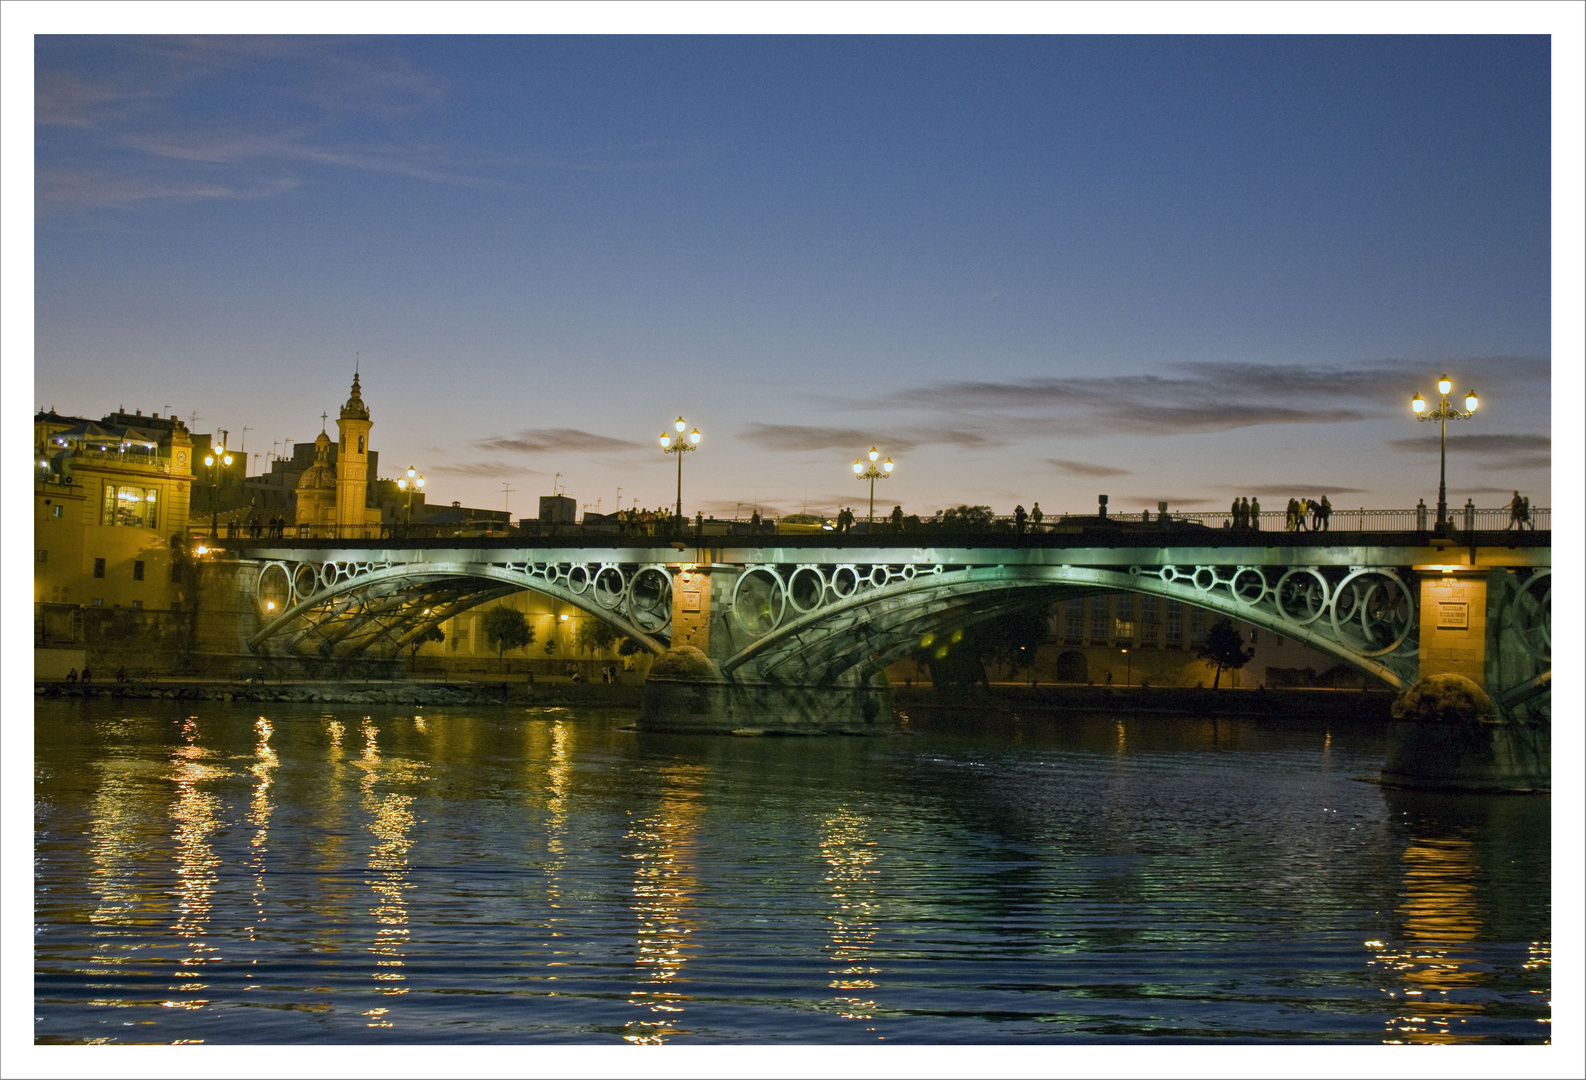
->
[335, 372, 372, 533]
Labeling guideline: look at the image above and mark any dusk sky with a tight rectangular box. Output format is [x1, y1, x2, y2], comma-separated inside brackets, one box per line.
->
[18, 16, 1572, 524]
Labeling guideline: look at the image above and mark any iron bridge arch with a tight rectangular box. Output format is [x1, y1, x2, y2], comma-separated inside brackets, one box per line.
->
[248, 557, 675, 659]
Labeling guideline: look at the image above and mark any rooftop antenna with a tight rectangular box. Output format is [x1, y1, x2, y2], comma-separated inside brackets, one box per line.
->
[501, 482, 515, 517]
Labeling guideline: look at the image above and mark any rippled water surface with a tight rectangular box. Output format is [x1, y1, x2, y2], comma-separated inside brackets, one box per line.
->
[34, 701, 1550, 1043]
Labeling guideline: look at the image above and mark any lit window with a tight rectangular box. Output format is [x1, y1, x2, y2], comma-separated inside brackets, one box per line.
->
[101, 484, 157, 528]
[92, 598, 104, 607]
[52, 504, 63, 518]
[37, 549, 47, 563]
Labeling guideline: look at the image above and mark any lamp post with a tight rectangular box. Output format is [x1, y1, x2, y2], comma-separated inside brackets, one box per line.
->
[1121, 646, 1130, 688]
[1410, 375, 1478, 532]
[202, 436, 233, 538]
[396, 466, 425, 530]
[851, 447, 894, 524]
[659, 417, 701, 532]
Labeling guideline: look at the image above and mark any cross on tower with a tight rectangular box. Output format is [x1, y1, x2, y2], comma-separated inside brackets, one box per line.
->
[321, 411, 328, 431]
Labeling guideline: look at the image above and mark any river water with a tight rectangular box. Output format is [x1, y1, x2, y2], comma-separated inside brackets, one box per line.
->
[33, 699, 1550, 1045]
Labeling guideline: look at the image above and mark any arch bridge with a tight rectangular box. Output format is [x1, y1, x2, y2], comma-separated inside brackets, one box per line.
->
[210, 533, 1549, 719]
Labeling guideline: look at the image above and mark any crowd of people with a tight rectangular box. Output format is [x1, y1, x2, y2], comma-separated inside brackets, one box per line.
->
[1226, 495, 1332, 531]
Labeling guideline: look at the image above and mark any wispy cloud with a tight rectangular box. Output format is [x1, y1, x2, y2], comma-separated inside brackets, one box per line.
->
[1211, 484, 1373, 497]
[1046, 458, 1129, 478]
[1386, 432, 1550, 472]
[868, 358, 1550, 437]
[472, 429, 645, 455]
[738, 422, 994, 453]
[425, 461, 544, 477]
[34, 36, 483, 215]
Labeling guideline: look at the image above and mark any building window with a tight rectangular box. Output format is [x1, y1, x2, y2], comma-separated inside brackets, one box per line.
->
[93, 558, 106, 578]
[1064, 602, 1083, 643]
[133, 560, 145, 581]
[1114, 594, 1135, 640]
[92, 598, 104, 607]
[1089, 598, 1109, 642]
[1189, 607, 1206, 643]
[37, 549, 47, 563]
[1140, 595, 1159, 648]
[52, 504, 63, 518]
[1166, 600, 1183, 647]
[101, 483, 158, 529]
[132, 600, 143, 610]
[358, 435, 364, 454]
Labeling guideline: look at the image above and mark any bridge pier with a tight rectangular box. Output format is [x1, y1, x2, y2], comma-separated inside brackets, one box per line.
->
[1381, 568, 1549, 792]
[637, 561, 893, 734]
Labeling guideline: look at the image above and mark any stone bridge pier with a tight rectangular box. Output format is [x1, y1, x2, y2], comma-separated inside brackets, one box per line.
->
[639, 562, 900, 735]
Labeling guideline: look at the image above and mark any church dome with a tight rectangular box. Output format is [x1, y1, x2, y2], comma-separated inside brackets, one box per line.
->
[297, 430, 337, 491]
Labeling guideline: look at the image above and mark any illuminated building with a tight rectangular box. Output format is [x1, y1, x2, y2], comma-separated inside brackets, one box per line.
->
[34, 407, 196, 676]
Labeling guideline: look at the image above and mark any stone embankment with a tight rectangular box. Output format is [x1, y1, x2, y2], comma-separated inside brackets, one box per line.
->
[36, 680, 645, 708]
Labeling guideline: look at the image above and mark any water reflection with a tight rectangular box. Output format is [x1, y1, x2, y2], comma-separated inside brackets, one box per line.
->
[167, 716, 229, 1009]
[821, 807, 883, 1027]
[1370, 835, 1484, 1043]
[623, 763, 705, 1044]
[246, 717, 277, 942]
[357, 717, 427, 1026]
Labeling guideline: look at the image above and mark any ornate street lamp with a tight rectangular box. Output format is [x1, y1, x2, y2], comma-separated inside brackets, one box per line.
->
[202, 436, 233, 538]
[659, 417, 701, 531]
[396, 465, 426, 529]
[852, 447, 894, 524]
[1410, 375, 1478, 532]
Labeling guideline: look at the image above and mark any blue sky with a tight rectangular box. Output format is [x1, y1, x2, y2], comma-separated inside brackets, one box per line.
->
[22, 24, 1565, 521]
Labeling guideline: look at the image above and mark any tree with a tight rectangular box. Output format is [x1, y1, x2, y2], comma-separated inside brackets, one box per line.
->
[408, 624, 444, 672]
[573, 619, 619, 656]
[481, 606, 534, 671]
[1196, 617, 1255, 688]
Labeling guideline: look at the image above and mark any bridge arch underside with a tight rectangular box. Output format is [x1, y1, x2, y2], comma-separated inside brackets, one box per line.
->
[247, 560, 673, 660]
[723, 564, 1431, 692]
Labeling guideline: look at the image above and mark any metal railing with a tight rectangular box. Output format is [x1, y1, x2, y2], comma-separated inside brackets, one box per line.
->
[196, 505, 1550, 546]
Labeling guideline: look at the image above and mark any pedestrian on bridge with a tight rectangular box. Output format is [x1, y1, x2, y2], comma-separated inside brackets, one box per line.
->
[1231, 498, 1241, 529]
[1015, 504, 1027, 535]
[1508, 491, 1525, 529]
[1030, 502, 1043, 531]
[1318, 495, 1331, 531]
[890, 505, 903, 532]
[1250, 497, 1261, 531]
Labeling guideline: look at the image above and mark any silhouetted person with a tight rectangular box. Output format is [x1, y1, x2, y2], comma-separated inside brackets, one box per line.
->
[1318, 495, 1331, 531]
[1520, 495, 1532, 530]
[1014, 504, 1027, 535]
[66, 668, 77, 684]
[80, 668, 91, 684]
[1231, 498, 1241, 529]
[1417, 498, 1428, 531]
[750, 509, 762, 534]
[1250, 496, 1261, 531]
[1030, 502, 1042, 531]
[890, 505, 903, 532]
[1508, 491, 1524, 529]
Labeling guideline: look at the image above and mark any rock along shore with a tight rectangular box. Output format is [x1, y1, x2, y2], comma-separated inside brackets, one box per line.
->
[36, 679, 646, 708]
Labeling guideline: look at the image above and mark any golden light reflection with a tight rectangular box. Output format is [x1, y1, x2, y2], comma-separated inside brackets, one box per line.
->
[247, 717, 278, 942]
[357, 717, 428, 1016]
[1369, 835, 1493, 1044]
[167, 716, 230, 1005]
[86, 752, 161, 984]
[622, 764, 705, 1045]
[821, 807, 882, 1026]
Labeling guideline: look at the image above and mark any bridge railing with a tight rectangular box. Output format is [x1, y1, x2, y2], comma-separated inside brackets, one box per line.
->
[197, 505, 1549, 546]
